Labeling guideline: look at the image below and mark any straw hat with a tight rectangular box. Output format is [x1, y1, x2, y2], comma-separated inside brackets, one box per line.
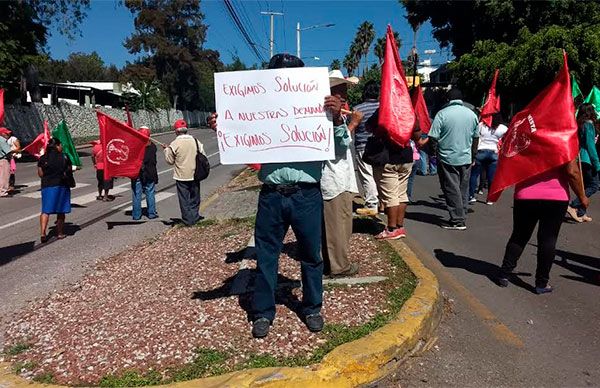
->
[329, 70, 359, 87]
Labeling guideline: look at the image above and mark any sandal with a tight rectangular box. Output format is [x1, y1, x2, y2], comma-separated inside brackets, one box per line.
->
[40, 235, 48, 243]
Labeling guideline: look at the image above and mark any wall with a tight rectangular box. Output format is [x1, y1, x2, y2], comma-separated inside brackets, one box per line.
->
[3, 102, 210, 143]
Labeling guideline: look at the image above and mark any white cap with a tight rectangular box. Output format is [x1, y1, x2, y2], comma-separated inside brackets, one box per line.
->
[329, 69, 359, 87]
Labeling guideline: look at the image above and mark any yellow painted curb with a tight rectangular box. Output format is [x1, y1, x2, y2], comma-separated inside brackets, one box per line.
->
[0, 239, 441, 387]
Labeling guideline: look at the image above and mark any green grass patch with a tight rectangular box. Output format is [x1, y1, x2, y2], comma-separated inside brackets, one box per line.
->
[13, 361, 37, 373]
[168, 348, 229, 382]
[4, 342, 31, 356]
[99, 369, 163, 387]
[33, 372, 56, 384]
[193, 218, 218, 228]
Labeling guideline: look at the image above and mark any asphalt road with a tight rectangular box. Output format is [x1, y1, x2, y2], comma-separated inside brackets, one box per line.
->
[0, 128, 244, 349]
[381, 174, 600, 387]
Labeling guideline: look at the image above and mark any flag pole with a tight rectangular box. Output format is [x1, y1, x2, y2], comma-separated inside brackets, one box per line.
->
[148, 136, 167, 148]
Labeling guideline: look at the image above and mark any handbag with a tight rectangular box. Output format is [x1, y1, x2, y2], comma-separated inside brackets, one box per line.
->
[362, 134, 390, 166]
[194, 139, 210, 181]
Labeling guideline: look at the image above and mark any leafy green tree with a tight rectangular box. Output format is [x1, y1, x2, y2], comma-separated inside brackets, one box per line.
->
[122, 80, 169, 111]
[374, 32, 401, 64]
[124, 0, 214, 110]
[343, 43, 361, 76]
[0, 0, 90, 99]
[452, 25, 600, 109]
[330, 59, 341, 70]
[355, 21, 375, 75]
[401, 0, 600, 57]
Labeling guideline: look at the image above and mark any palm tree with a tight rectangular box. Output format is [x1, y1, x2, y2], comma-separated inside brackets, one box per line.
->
[354, 21, 375, 75]
[374, 32, 402, 64]
[343, 54, 356, 76]
[330, 59, 341, 70]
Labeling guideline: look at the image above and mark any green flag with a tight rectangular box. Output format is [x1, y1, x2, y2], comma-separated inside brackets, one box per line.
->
[571, 74, 583, 101]
[584, 86, 600, 117]
[52, 121, 82, 168]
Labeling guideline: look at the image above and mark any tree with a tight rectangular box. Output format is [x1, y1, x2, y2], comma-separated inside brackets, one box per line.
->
[343, 44, 361, 76]
[374, 32, 401, 64]
[452, 25, 600, 110]
[124, 0, 213, 110]
[0, 0, 90, 99]
[330, 59, 341, 70]
[122, 79, 169, 111]
[347, 64, 381, 107]
[354, 21, 375, 75]
[401, 0, 600, 57]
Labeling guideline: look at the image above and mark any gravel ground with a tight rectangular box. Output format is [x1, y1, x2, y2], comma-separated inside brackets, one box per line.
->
[3, 217, 404, 386]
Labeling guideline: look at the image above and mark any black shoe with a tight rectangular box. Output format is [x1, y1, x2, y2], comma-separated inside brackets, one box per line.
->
[305, 313, 324, 332]
[497, 276, 509, 287]
[440, 221, 467, 230]
[252, 318, 270, 338]
[325, 263, 359, 279]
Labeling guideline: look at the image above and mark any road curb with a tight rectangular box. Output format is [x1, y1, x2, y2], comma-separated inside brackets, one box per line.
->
[0, 211, 442, 388]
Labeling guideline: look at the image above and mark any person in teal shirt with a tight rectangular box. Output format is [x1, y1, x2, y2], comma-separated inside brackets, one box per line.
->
[420, 89, 479, 230]
[208, 53, 346, 339]
[567, 103, 600, 222]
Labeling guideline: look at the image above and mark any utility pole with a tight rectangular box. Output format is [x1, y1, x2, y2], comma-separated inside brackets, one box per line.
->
[261, 11, 284, 59]
[296, 22, 335, 59]
[411, 25, 419, 88]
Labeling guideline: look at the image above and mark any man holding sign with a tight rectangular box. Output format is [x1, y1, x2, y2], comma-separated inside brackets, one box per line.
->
[209, 53, 348, 338]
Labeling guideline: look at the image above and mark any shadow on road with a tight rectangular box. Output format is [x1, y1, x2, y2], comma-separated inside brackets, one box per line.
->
[405, 211, 444, 226]
[554, 249, 600, 286]
[0, 241, 36, 266]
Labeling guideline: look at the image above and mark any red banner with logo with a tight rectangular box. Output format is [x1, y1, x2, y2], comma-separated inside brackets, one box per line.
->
[488, 52, 577, 202]
[97, 111, 148, 180]
[22, 121, 51, 158]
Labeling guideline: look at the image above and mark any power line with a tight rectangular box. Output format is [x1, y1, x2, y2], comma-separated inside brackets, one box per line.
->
[236, 0, 263, 54]
[280, 0, 287, 53]
[222, 0, 266, 63]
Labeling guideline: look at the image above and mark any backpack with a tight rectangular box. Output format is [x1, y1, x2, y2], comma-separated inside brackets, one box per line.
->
[194, 139, 210, 181]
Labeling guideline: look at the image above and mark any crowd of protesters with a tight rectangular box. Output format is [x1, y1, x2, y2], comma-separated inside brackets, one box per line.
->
[1, 52, 594, 339]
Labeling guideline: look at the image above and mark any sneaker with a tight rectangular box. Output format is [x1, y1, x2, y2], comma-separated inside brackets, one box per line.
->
[251, 318, 270, 338]
[486, 201, 494, 205]
[566, 206, 583, 222]
[535, 285, 554, 295]
[440, 221, 467, 230]
[469, 197, 477, 203]
[305, 313, 324, 332]
[582, 215, 593, 222]
[356, 207, 378, 217]
[497, 276, 509, 287]
[478, 189, 484, 195]
[375, 227, 406, 240]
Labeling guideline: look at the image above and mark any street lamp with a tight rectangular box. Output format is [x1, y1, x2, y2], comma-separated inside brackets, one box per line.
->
[296, 22, 335, 58]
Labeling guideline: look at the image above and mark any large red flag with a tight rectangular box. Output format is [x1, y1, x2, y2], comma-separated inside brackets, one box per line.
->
[22, 121, 51, 158]
[480, 69, 501, 127]
[378, 25, 415, 146]
[488, 52, 577, 202]
[96, 111, 148, 180]
[0, 89, 4, 125]
[411, 85, 432, 133]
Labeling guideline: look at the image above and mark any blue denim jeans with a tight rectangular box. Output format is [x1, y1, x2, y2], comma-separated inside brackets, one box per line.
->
[253, 184, 323, 322]
[407, 163, 418, 202]
[570, 163, 599, 216]
[131, 178, 157, 220]
[469, 150, 498, 199]
[417, 150, 429, 175]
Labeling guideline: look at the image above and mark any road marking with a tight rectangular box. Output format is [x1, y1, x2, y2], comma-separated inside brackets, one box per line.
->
[405, 237, 525, 349]
[0, 214, 39, 231]
[110, 191, 176, 212]
[20, 183, 91, 199]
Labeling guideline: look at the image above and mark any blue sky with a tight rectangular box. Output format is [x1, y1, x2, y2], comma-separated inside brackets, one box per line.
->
[46, 0, 450, 73]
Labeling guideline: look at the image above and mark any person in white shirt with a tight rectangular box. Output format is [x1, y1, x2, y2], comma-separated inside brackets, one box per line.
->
[321, 71, 361, 277]
[469, 113, 508, 204]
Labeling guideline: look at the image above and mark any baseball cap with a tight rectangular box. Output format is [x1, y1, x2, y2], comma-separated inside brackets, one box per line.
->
[173, 119, 187, 130]
[139, 126, 150, 137]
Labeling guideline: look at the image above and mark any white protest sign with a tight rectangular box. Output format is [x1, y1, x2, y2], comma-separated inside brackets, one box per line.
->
[214, 67, 334, 164]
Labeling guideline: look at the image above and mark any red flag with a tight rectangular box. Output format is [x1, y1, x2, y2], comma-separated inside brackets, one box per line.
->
[22, 121, 51, 158]
[411, 85, 432, 133]
[96, 111, 148, 180]
[378, 25, 415, 146]
[125, 104, 134, 127]
[0, 89, 4, 125]
[480, 69, 501, 127]
[488, 52, 577, 202]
